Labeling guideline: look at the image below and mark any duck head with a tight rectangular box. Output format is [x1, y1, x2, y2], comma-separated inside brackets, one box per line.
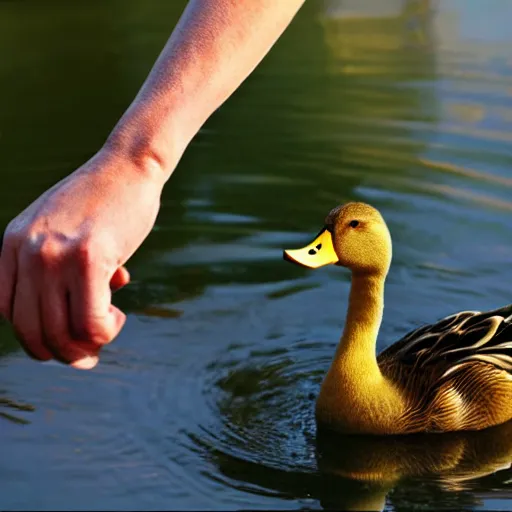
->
[283, 202, 392, 277]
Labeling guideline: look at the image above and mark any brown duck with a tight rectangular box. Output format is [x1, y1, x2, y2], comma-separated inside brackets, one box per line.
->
[283, 202, 512, 435]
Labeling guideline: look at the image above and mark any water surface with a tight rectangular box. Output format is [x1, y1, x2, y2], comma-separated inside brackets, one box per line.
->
[1, 0, 512, 510]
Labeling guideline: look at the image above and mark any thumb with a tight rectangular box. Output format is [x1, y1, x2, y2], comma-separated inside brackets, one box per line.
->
[70, 264, 128, 347]
[110, 266, 130, 293]
[109, 304, 127, 331]
[98, 304, 127, 345]
[69, 306, 126, 370]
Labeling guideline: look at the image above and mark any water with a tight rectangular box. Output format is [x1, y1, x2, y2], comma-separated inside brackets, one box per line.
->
[1, 0, 512, 509]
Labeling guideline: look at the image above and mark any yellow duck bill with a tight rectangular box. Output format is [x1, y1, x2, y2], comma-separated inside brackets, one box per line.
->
[283, 227, 339, 268]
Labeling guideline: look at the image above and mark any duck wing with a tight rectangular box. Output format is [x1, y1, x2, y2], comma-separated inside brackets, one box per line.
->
[378, 304, 512, 383]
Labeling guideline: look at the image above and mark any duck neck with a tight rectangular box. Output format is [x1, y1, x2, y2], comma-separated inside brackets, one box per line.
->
[333, 272, 385, 377]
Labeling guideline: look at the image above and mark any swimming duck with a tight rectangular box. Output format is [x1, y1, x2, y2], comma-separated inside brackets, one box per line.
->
[283, 202, 512, 435]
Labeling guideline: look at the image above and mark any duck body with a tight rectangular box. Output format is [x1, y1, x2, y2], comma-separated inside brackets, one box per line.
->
[379, 305, 512, 434]
[317, 304, 512, 435]
[284, 202, 512, 435]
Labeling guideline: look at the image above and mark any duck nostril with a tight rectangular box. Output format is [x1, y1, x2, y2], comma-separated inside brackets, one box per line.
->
[316, 244, 322, 250]
[308, 249, 316, 255]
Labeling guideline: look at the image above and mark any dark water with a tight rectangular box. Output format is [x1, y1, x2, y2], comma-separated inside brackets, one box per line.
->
[2, 0, 512, 509]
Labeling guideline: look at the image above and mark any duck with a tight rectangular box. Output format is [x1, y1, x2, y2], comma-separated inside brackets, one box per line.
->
[283, 202, 512, 435]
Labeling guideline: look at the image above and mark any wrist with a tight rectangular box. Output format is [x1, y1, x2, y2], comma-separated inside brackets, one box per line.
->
[102, 102, 193, 186]
[101, 137, 168, 186]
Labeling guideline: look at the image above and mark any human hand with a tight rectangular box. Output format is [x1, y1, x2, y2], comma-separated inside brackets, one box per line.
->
[0, 149, 165, 369]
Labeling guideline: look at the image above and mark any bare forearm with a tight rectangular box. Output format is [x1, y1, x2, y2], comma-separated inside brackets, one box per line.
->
[105, 0, 304, 178]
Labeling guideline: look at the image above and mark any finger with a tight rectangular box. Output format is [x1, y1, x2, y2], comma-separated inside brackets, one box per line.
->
[69, 260, 126, 345]
[0, 239, 17, 321]
[40, 284, 100, 368]
[69, 350, 100, 370]
[110, 266, 130, 293]
[11, 263, 53, 361]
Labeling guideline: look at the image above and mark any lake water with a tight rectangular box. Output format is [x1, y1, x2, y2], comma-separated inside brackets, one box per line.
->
[1, 0, 512, 510]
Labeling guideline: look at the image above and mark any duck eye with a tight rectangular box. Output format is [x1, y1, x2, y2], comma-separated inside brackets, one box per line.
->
[349, 220, 359, 228]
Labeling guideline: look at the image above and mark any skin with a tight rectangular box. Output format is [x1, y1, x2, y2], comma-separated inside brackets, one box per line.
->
[0, 0, 305, 369]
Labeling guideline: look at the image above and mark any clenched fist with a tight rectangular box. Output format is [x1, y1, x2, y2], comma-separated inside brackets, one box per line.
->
[0, 149, 164, 369]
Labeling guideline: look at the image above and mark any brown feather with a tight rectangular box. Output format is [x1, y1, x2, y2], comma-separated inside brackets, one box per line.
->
[378, 304, 512, 433]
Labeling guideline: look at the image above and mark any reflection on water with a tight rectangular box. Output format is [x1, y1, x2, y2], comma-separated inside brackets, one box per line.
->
[0, 396, 34, 425]
[317, 420, 512, 511]
[1, 0, 512, 510]
[199, 414, 512, 511]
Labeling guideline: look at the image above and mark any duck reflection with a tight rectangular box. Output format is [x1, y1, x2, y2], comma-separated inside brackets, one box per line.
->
[205, 415, 512, 511]
[316, 419, 512, 510]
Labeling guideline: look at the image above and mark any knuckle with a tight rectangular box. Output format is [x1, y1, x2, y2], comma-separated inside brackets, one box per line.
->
[40, 240, 62, 261]
[31, 238, 63, 266]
